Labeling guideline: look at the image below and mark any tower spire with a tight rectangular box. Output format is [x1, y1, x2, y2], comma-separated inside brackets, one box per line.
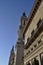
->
[8, 45, 15, 65]
[11, 45, 14, 52]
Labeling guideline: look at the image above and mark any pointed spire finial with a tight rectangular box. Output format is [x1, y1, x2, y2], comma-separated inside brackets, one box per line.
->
[22, 12, 26, 16]
[12, 45, 14, 51]
[11, 45, 14, 54]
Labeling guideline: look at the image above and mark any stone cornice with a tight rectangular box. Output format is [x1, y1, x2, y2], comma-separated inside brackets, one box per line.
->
[23, 0, 42, 36]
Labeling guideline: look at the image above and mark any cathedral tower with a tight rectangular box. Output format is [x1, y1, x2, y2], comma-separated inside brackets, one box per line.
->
[15, 12, 28, 65]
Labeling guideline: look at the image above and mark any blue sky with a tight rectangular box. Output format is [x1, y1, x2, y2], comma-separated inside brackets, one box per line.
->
[0, 0, 35, 65]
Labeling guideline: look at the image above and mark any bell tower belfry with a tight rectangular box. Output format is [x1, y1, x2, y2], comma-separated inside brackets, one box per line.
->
[20, 12, 28, 29]
[15, 12, 28, 65]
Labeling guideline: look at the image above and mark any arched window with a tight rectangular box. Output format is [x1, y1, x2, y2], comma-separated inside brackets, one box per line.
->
[24, 20, 25, 25]
[32, 58, 39, 65]
[27, 62, 31, 65]
[34, 58, 39, 65]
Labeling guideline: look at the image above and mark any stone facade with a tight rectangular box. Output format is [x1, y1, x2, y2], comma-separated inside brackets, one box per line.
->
[23, 0, 43, 65]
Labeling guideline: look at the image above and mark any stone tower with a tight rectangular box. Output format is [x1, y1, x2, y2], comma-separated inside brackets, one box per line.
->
[8, 46, 15, 65]
[20, 12, 28, 29]
[15, 12, 28, 65]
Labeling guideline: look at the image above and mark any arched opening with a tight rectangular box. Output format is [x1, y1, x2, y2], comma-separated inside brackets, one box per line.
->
[32, 58, 39, 65]
[27, 62, 31, 65]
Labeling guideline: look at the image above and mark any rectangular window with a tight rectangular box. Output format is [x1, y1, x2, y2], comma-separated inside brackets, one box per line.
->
[37, 19, 41, 28]
[31, 29, 34, 36]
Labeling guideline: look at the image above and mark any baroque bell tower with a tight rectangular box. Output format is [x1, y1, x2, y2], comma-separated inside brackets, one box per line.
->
[15, 12, 28, 65]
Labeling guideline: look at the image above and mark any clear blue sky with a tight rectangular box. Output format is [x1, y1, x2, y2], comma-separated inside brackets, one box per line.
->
[0, 0, 35, 65]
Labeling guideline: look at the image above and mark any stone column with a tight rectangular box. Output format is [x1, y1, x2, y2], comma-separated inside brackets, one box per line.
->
[30, 61, 32, 65]
[38, 54, 41, 65]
